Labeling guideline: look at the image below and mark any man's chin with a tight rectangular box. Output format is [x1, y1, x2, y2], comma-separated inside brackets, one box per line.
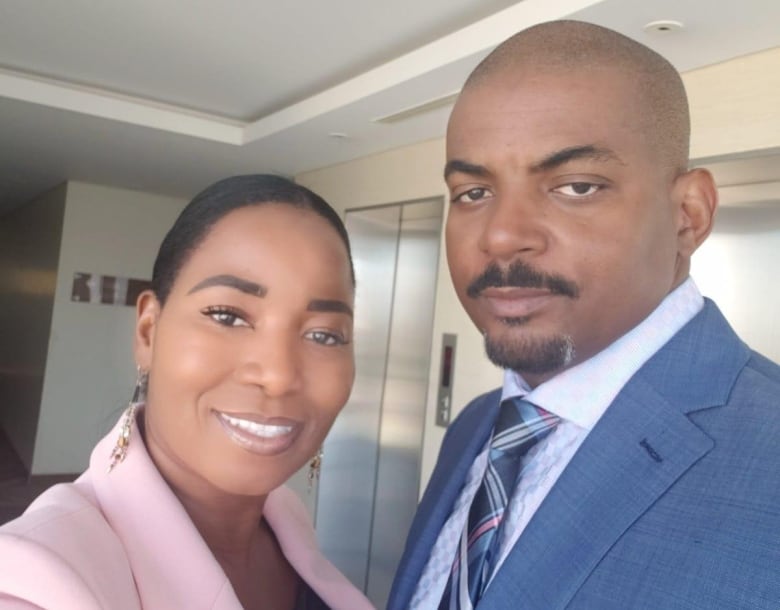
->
[484, 331, 575, 375]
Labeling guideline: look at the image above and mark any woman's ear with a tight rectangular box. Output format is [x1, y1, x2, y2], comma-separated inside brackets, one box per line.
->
[134, 290, 160, 370]
[673, 167, 718, 258]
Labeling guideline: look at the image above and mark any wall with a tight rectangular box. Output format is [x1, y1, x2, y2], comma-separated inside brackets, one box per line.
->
[0, 184, 67, 471]
[692, 203, 780, 363]
[297, 46, 780, 492]
[687, 46, 780, 161]
[32, 181, 186, 474]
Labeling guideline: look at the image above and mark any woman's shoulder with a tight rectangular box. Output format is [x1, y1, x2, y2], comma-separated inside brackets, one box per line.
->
[0, 477, 140, 609]
[265, 486, 375, 610]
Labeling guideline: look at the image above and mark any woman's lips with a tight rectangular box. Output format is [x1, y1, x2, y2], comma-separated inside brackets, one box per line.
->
[479, 287, 556, 318]
[214, 411, 301, 456]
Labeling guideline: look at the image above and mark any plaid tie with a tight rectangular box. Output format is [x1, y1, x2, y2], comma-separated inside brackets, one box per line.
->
[440, 398, 560, 608]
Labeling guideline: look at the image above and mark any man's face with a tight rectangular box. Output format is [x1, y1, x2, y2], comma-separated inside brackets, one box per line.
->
[445, 67, 688, 387]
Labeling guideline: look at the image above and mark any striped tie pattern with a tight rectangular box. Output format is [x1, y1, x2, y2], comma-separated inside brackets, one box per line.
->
[440, 398, 560, 609]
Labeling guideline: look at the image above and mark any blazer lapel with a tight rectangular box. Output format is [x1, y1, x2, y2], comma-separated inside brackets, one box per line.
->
[388, 389, 501, 610]
[481, 381, 713, 609]
[479, 301, 750, 609]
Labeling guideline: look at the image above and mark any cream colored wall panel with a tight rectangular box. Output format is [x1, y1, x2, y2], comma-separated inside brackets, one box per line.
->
[33, 182, 186, 474]
[686, 46, 780, 161]
[296, 138, 446, 214]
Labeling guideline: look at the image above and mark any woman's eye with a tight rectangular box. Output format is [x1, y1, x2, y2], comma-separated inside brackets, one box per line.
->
[553, 182, 603, 197]
[305, 329, 347, 346]
[452, 186, 491, 204]
[203, 307, 249, 327]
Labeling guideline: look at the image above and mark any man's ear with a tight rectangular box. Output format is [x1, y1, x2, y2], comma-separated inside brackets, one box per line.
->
[134, 290, 160, 370]
[673, 168, 718, 257]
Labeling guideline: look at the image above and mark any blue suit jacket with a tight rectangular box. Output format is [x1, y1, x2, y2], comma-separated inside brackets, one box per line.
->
[389, 301, 780, 609]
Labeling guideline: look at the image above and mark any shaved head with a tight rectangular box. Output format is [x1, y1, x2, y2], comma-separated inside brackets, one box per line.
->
[462, 20, 690, 175]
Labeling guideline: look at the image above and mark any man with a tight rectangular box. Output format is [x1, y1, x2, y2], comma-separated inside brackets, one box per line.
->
[388, 20, 780, 610]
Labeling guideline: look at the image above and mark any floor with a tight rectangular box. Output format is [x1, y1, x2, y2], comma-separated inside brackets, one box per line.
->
[0, 428, 77, 525]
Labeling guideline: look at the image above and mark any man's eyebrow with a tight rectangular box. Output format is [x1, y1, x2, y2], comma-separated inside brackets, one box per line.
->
[531, 145, 625, 173]
[308, 299, 353, 318]
[444, 159, 490, 180]
[187, 274, 267, 297]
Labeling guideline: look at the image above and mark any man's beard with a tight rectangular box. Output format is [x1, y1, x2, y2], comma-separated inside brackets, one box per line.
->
[467, 260, 579, 375]
[483, 323, 575, 375]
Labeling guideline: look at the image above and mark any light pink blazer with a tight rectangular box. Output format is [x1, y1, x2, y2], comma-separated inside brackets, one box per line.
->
[0, 414, 374, 610]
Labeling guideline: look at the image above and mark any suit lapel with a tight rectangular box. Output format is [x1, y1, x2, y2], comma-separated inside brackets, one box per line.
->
[388, 389, 501, 610]
[479, 301, 750, 609]
[481, 380, 713, 608]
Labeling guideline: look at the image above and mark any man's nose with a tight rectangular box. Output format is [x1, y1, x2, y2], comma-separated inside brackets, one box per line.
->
[477, 189, 548, 261]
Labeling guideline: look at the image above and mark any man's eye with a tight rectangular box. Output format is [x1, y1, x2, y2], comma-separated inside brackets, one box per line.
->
[452, 187, 491, 203]
[305, 329, 347, 346]
[203, 307, 249, 327]
[553, 182, 602, 197]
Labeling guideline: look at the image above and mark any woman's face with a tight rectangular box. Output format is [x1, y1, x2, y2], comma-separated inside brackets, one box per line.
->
[134, 203, 355, 497]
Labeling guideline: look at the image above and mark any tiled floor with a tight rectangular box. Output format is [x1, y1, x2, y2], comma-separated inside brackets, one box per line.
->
[0, 429, 77, 525]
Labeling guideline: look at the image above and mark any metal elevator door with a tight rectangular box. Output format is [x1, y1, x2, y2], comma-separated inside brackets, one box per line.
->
[314, 198, 443, 608]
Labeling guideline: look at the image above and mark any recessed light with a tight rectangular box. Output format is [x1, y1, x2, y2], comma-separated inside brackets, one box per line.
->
[328, 132, 349, 139]
[643, 20, 684, 34]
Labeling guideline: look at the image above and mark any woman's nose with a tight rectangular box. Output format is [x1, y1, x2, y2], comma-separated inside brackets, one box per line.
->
[233, 331, 301, 396]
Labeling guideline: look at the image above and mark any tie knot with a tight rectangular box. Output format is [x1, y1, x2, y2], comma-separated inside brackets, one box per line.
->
[491, 398, 560, 453]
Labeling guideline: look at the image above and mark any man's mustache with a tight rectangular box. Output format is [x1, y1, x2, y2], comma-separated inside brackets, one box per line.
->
[466, 261, 580, 299]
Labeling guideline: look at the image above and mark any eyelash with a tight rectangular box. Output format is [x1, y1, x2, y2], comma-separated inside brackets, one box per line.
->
[202, 307, 348, 346]
[552, 182, 605, 197]
[451, 186, 491, 204]
[304, 329, 348, 347]
[451, 181, 606, 204]
[202, 305, 249, 327]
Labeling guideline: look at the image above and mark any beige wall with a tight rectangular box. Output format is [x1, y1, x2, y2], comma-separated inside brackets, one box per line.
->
[0, 184, 67, 471]
[32, 182, 187, 474]
[297, 46, 780, 492]
[687, 46, 780, 162]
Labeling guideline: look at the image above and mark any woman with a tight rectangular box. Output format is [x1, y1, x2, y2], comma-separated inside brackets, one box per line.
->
[0, 175, 374, 610]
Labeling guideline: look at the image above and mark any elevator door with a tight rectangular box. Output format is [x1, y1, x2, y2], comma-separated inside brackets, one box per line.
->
[314, 198, 443, 608]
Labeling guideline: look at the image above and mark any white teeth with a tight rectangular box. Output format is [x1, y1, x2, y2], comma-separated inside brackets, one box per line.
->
[219, 413, 293, 439]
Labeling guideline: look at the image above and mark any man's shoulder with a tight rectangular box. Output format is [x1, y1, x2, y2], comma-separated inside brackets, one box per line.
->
[454, 387, 503, 423]
[726, 348, 780, 424]
[744, 348, 780, 387]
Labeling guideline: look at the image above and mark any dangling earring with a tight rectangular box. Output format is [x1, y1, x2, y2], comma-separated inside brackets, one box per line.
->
[307, 448, 323, 492]
[108, 367, 148, 473]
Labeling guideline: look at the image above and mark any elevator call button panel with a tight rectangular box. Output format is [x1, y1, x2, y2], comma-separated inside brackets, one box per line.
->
[436, 333, 457, 428]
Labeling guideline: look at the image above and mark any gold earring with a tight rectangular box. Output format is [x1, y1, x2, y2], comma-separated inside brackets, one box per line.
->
[108, 367, 148, 473]
[307, 448, 323, 492]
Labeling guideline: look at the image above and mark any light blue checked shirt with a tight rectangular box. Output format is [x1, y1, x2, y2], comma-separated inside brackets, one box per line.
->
[411, 278, 704, 609]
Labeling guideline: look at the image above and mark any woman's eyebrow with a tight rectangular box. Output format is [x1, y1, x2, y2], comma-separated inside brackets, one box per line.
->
[187, 274, 267, 297]
[308, 299, 353, 318]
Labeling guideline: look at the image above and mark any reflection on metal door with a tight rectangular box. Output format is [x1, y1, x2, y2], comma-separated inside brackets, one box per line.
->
[314, 198, 443, 608]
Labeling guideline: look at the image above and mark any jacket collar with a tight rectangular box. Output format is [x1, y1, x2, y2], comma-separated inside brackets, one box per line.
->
[91, 409, 372, 609]
[479, 300, 750, 608]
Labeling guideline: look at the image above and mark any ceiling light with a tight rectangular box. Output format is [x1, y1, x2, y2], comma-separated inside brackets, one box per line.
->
[643, 20, 684, 34]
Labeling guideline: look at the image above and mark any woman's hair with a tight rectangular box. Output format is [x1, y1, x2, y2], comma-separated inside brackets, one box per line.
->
[151, 174, 354, 304]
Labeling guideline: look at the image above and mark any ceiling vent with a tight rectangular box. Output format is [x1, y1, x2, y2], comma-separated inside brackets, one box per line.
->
[372, 91, 460, 124]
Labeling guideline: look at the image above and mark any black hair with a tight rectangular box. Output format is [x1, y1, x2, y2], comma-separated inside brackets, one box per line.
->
[151, 174, 354, 304]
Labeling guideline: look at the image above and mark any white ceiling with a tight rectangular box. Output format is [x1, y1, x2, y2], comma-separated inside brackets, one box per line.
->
[1, 0, 779, 214]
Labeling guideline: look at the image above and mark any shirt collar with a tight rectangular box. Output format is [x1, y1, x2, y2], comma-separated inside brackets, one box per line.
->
[501, 278, 704, 430]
